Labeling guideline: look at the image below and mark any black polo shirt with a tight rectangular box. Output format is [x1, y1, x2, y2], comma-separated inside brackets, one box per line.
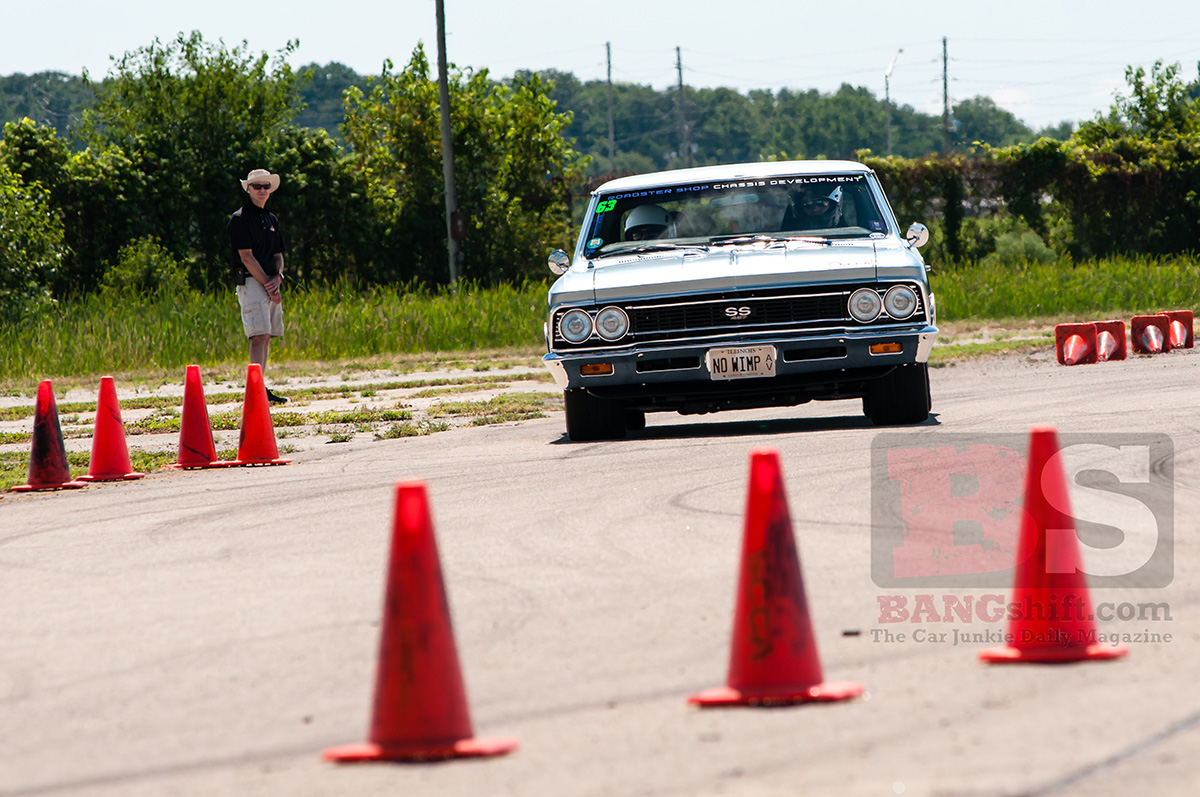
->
[227, 201, 286, 284]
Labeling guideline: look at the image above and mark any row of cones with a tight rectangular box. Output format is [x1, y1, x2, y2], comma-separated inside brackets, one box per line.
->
[9, 363, 289, 492]
[1056, 309, 1194, 365]
[325, 426, 1123, 764]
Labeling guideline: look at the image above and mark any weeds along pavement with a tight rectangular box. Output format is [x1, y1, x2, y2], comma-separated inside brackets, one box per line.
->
[0, 360, 561, 490]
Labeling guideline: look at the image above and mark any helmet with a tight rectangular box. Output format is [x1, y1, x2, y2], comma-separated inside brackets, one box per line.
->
[624, 204, 671, 241]
[794, 185, 843, 227]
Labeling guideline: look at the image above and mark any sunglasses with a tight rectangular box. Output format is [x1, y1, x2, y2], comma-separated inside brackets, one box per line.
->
[249, 183, 273, 190]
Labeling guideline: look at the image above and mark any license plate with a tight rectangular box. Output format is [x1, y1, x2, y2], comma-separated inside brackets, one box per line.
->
[706, 345, 776, 380]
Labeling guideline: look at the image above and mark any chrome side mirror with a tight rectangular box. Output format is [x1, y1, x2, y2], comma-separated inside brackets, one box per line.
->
[547, 249, 570, 276]
[906, 222, 929, 249]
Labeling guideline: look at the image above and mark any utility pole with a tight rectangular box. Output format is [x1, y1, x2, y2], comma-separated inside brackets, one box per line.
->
[435, 0, 461, 284]
[942, 36, 951, 154]
[885, 48, 902, 157]
[676, 47, 690, 168]
[606, 42, 616, 173]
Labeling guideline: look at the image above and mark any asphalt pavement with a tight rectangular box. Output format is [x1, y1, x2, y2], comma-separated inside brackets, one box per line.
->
[1, 350, 1198, 796]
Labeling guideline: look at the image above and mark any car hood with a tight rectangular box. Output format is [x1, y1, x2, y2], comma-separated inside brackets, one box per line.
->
[583, 240, 881, 303]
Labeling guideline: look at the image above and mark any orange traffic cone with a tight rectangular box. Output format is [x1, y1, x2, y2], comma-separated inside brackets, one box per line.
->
[1094, 320, 1127, 362]
[1053, 322, 1096, 365]
[228, 364, 290, 466]
[979, 427, 1129, 664]
[689, 450, 863, 706]
[1131, 315, 1170, 354]
[78, 376, 144, 482]
[11, 380, 86, 492]
[172, 365, 230, 469]
[323, 482, 518, 762]
[1161, 309, 1194, 349]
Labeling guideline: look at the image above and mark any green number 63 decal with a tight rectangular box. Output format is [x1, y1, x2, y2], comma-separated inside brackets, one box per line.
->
[595, 198, 617, 214]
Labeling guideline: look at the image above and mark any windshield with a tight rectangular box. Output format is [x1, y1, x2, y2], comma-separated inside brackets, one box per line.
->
[582, 173, 889, 259]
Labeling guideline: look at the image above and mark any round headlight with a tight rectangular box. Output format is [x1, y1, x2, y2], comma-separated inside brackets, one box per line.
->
[848, 288, 882, 323]
[883, 285, 918, 319]
[559, 309, 594, 343]
[594, 306, 630, 341]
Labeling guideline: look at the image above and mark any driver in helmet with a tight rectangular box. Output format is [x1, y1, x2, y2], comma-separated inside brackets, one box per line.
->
[624, 204, 671, 241]
[789, 185, 843, 229]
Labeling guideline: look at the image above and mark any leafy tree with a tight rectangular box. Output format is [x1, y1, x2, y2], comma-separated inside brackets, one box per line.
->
[264, 125, 378, 284]
[1076, 59, 1200, 144]
[0, 118, 148, 293]
[1036, 120, 1075, 141]
[690, 87, 770, 165]
[0, 71, 94, 139]
[951, 97, 1034, 148]
[0, 164, 63, 324]
[76, 31, 304, 287]
[294, 62, 369, 143]
[343, 46, 583, 285]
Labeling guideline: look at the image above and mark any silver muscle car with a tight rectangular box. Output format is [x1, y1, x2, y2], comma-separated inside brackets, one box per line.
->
[543, 160, 937, 441]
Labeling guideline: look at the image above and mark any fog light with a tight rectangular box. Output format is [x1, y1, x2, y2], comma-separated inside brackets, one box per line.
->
[581, 363, 614, 376]
[870, 342, 903, 354]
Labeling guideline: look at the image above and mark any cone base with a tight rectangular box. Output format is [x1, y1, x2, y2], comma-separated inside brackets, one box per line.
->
[323, 736, 519, 763]
[688, 680, 864, 707]
[78, 472, 145, 482]
[227, 458, 291, 467]
[11, 480, 87, 492]
[170, 461, 236, 470]
[979, 642, 1129, 664]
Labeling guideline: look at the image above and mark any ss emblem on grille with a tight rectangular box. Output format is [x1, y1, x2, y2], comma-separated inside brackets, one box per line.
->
[724, 306, 752, 320]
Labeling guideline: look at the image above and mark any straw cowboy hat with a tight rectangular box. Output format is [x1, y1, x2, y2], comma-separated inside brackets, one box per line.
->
[240, 168, 281, 192]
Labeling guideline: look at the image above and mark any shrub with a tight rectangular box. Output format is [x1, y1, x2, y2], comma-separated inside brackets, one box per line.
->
[0, 165, 63, 325]
[100, 237, 192, 295]
[981, 230, 1058, 267]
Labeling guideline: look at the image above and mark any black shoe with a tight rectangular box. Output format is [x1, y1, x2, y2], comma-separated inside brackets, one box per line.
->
[265, 387, 288, 405]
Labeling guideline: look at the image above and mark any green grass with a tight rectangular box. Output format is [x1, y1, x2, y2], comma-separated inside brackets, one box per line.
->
[3, 259, 1192, 388]
[933, 255, 1200, 320]
[425, 392, 558, 425]
[0, 279, 548, 384]
[0, 449, 195, 489]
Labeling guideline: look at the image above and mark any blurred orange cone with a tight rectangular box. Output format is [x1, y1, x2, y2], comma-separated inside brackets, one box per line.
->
[1094, 320, 1127, 362]
[229, 364, 290, 466]
[172, 365, 230, 469]
[1161, 309, 1194, 349]
[323, 481, 518, 762]
[11, 380, 86, 492]
[689, 450, 863, 706]
[1131, 315, 1170, 354]
[979, 428, 1129, 664]
[1053, 323, 1096, 365]
[78, 376, 144, 482]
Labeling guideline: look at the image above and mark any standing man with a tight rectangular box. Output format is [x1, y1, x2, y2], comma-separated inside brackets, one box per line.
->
[228, 168, 288, 404]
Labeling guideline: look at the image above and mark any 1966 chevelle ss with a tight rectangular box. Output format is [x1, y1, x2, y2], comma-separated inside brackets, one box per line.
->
[543, 160, 937, 441]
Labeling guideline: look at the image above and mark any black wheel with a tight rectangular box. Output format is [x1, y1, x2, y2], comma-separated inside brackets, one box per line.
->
[624, 409, 646, 432]
[564, 388, 627, 441]
[864, 363, 931, 426]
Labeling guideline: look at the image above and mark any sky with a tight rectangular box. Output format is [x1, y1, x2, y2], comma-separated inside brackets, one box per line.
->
[5, 1, 1200, 131]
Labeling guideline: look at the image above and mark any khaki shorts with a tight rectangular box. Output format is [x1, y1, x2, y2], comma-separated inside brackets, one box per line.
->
[236, 279, 284, 338]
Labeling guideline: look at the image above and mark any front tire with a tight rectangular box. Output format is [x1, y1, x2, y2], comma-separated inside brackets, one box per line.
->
[864, 363, 931, 426]
[564, 388, 627, 441]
